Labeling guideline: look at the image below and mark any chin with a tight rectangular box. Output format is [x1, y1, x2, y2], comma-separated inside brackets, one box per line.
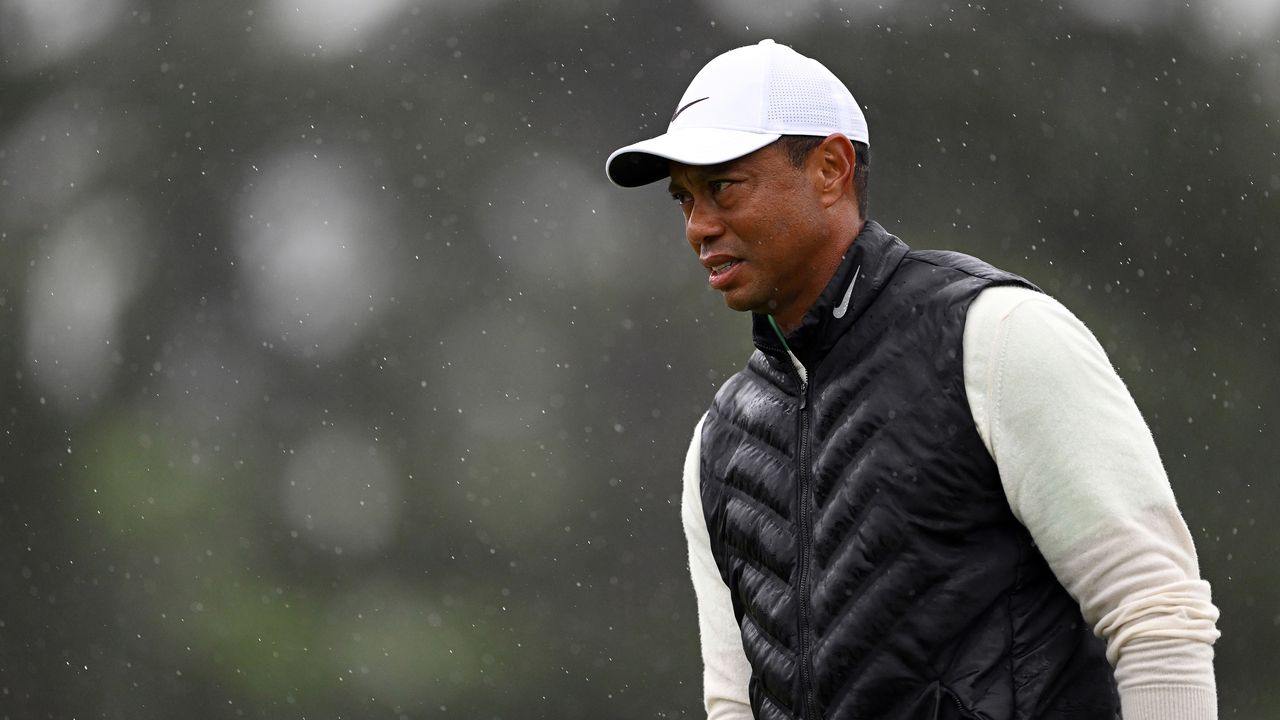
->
[721, 291, 765, 314]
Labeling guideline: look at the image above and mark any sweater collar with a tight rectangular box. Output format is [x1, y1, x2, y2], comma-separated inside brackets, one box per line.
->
[751, 220, 909, 368]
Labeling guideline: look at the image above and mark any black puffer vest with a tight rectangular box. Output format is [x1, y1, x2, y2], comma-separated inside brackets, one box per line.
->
[699, 222, 1119, 720]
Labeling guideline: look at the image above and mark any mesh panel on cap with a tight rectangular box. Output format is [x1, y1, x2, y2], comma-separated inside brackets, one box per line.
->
[766, 63, 837, 131]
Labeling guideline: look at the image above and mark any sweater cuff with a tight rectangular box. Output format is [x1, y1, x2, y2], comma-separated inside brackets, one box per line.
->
[1121, 684, 1217, 720]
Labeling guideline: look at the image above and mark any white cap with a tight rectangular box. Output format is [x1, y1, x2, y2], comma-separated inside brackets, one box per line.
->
[605, 39, 869, 188]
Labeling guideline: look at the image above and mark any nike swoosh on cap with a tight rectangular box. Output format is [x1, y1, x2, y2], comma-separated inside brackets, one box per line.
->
[670, 96, 710, 123]
[832, 265, 862, 319]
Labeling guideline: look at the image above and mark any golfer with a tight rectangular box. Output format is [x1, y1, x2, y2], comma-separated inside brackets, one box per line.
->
[606, 40, 1218, 720]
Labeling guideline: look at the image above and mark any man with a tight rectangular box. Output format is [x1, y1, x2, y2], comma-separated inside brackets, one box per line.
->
[605, 40, 1219, 720]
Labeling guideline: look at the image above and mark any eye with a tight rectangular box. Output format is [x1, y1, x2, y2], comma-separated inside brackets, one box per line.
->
[709, 179, 733, 195]
[671, 190, 693, 206]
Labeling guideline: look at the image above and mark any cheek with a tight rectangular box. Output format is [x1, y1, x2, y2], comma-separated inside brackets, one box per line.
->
[765, 220, 813, 275]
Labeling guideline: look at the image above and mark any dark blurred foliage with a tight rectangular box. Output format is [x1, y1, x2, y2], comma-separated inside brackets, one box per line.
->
[0, 0, 1275, 718]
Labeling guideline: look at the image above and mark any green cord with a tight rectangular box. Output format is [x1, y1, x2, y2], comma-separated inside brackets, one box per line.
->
[767, 315, 790, 350]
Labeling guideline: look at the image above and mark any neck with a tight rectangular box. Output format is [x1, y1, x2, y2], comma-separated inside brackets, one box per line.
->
[773, 217, 864, 334]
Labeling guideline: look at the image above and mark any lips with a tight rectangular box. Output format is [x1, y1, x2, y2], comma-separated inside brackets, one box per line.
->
[703, 254, 743, 290]
[702, 252, 739, 272]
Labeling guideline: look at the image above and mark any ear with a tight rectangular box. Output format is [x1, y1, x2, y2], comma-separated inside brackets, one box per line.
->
[810, 133, 856, 210]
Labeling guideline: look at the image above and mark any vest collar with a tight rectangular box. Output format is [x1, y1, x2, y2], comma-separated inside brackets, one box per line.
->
[752, 220, 909, 368]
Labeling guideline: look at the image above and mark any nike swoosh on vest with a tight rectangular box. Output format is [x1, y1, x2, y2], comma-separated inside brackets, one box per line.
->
[833, 265, 862, 319]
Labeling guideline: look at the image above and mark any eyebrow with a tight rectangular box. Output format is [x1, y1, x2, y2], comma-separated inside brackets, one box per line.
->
[667, 160, 739, 194]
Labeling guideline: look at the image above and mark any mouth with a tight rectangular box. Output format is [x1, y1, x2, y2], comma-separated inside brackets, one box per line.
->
[710, 259, 740, 275]
[705, 257, 743, 291]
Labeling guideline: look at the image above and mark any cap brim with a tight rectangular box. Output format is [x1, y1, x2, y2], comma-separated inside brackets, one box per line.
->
[605, 127, 781, 188]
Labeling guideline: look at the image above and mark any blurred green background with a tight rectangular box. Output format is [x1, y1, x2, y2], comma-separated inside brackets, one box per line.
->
[0, 0, 1275, 718]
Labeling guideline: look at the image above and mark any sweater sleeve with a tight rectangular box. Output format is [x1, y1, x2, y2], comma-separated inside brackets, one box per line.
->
[964, 285, 1220, 720]
[681, 415, 754, 720]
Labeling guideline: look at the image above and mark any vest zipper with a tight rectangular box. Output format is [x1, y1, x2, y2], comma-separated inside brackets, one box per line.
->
[797, 378, 816, 720]
[767, 317, 817, 720]
[938, 685, 974, 719]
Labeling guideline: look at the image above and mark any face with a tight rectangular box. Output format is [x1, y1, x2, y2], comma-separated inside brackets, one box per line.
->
[668, 142, 831, 328]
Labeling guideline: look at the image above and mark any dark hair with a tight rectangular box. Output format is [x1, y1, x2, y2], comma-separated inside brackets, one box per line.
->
[777, 135, 870, 218]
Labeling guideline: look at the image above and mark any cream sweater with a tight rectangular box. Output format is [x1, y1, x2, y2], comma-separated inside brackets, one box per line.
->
[680, 285, 1220, 720]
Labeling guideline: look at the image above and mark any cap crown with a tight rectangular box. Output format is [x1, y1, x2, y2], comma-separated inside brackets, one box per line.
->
[669, 39, 868, 143]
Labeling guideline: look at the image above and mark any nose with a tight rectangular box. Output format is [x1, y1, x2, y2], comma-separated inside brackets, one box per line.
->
[685, 199, 723, 250]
